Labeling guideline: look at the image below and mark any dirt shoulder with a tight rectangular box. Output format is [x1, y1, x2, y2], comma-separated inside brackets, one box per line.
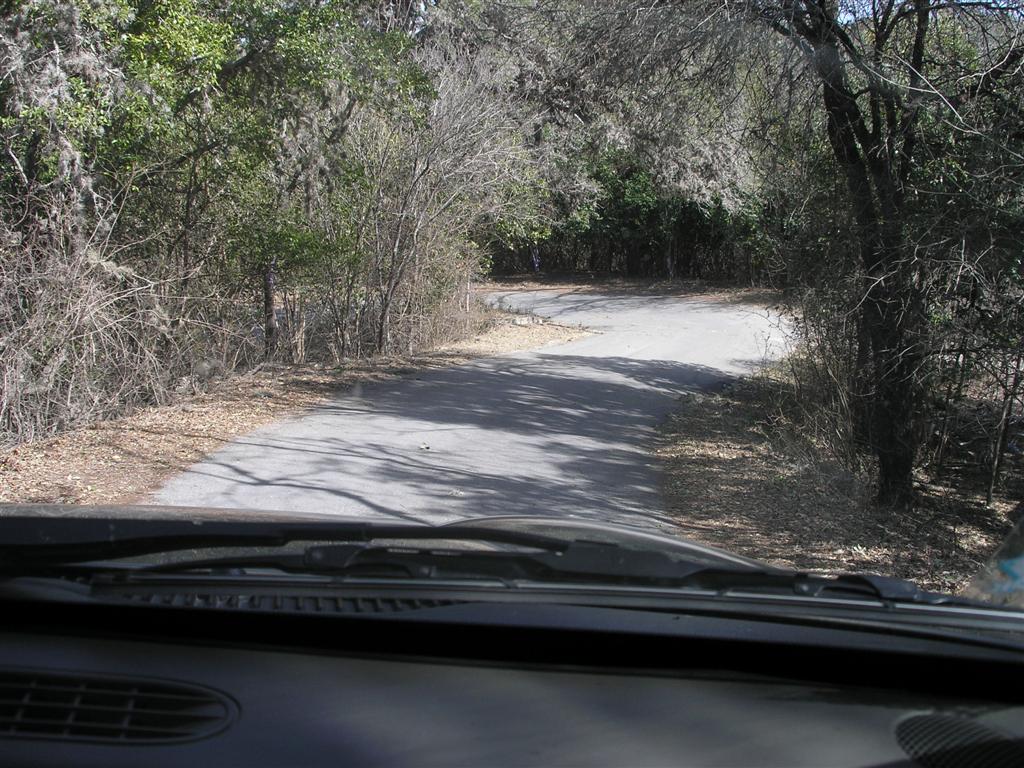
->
[0, 311, 587, 506]
[657, 380, 1016, 593]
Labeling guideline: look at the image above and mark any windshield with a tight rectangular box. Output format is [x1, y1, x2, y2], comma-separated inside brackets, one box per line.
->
[1, 1, 1023, 614]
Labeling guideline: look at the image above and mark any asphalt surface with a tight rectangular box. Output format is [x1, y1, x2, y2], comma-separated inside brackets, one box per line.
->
[153, 290, 784, 532]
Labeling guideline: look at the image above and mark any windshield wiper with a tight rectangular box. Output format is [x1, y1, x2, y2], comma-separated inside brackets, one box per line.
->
[676, 568, 986, 607]
[0, 515, 708, 585]
[131, 540, 703, 583]
[95, 543, 982, 608]
[0, 515, 986, 608]
[0, 516, 570, 570]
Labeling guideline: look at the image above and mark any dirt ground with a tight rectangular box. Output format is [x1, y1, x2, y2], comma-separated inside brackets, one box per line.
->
[657, 379, 1017, 593]
[0, 311, 587, 507]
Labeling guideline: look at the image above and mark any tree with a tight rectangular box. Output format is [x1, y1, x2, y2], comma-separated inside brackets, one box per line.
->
[547, 0, 1024, 505]
[737, 1, 1024, 505]
[0, 0, 172, 441]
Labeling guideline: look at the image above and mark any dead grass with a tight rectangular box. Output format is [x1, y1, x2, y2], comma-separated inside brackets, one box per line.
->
[0, 314, 586, 507]
[657, 379, 1016, 593]
[436, 305, 590, 356]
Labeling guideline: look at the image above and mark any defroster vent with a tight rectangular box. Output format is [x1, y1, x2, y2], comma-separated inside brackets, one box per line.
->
[0, 669, 236, 744]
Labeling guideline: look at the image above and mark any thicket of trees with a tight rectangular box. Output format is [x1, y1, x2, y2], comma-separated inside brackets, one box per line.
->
[1, 0, 543, 442]
[3, 0, 1022, 510]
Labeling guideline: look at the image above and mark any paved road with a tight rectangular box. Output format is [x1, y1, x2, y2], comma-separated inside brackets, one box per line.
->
[153, 290, 784, 532]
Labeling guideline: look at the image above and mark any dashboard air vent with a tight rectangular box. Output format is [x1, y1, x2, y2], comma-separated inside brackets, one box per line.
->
[0, 669, 235, 744]
[895, 713, 1024, 768]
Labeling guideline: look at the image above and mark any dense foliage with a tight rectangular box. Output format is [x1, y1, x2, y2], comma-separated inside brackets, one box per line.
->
[0, 0, 539, 442]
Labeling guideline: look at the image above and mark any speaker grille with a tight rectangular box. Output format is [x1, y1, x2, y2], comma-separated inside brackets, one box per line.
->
[895, 713, 1024, 768]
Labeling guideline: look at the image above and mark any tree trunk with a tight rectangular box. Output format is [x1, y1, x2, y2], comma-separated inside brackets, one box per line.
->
[815, 37, 921, 507]
[861, 269, 922, 508]
[989, 352, 1023, 505]
[851, 295, 873, 447]
[263, 257, 278, 360]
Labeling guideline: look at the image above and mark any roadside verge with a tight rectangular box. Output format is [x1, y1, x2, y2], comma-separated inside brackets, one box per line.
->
[657, 379, 1015, 593]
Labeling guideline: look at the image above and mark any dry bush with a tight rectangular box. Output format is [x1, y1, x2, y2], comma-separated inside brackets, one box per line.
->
[763, 271, 1024, 516]
[0, 229, 171, 446]
[761, 285, 870, 475]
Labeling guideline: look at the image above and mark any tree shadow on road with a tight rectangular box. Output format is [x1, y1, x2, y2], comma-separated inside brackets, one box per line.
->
[160, 355, 736, 531]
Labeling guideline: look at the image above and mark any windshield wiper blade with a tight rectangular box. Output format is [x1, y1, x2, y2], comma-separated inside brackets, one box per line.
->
[0, 516, 570, 570]
[679, 568, 987, 607]
[128, 540, 709, 584]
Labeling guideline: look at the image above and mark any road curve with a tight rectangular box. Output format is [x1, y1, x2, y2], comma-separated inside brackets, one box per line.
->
[152, 290, 784, 533]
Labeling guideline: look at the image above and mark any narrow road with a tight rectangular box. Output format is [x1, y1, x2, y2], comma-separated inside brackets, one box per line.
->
[153, 290, 783, 532]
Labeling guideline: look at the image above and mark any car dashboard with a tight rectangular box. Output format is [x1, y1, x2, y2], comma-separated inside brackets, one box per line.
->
[0, 594, 1023, 767]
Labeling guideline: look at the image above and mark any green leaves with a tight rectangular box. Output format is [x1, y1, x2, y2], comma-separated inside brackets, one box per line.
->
[124, 0, 232, 98]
